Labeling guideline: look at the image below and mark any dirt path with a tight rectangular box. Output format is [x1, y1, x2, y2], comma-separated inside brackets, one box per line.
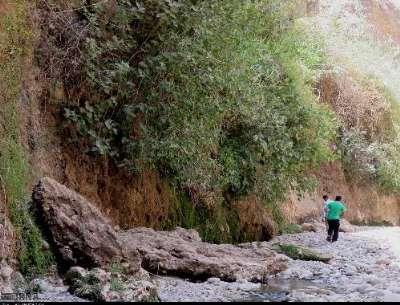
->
[157, 226, 400, 302]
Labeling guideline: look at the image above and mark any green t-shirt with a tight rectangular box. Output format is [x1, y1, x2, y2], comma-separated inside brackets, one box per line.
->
[326, 201, 346, 220]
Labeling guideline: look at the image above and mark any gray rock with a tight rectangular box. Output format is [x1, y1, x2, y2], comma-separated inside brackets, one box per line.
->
[355, 284, 372, 293]
[33, 178, 287, 282]
[365, 276, 380, 286]
[120, 227, 287, 282]
[32, 177, 141, 270]
[206, 277, 221, 284]
[0, 263, 13, 281]
[66, 266, 157, 302]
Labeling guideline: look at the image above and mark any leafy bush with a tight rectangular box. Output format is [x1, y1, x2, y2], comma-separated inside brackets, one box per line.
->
[54, 0, 336, 207]
[337, 81, 400, 193]
[339, 128, 382, 182]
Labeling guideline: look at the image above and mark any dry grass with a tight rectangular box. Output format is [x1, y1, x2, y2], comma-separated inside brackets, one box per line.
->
[317, 70, 392, 140]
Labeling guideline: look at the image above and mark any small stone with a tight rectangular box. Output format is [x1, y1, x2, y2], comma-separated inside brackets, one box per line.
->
[366, 276, 380, 286]
[206, 277, 221, 284]
[65, 266, 87, 285]
[355, 284, 372, 293]
[369, 291, 385, 298]
[42, 240, 50, 251]
[0, 264, 13, 281]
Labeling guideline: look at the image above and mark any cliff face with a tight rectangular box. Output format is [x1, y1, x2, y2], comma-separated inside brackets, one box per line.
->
[2, 1, 400, 274]
[283, 161, 400, 225]
[283, 0, 400, 225]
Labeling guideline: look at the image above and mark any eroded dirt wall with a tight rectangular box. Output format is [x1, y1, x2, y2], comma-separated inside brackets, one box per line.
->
[282, 161, 400, 225]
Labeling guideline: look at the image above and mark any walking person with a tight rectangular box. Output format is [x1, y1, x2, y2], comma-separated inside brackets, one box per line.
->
[326, 195, 346, 242]
[321, 195, 331, 231]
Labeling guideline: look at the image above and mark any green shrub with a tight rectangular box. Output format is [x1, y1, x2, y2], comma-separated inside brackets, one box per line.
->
[56, 0, 336, 207]
[69, 273, 102, 302]
[338, 86, 400, 193]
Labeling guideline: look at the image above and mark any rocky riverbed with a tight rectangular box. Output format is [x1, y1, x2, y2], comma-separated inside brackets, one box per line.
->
[157, 226, 400, 302]
[2, 226, 400, 302]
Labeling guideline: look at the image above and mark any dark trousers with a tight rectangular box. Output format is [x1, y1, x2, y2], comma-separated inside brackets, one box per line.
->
[327, 219, 340, 242]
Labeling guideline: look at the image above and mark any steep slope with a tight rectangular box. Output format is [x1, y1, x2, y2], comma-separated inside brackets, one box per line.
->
[285, 0, 400, 225]
[2, 0, 400, 280]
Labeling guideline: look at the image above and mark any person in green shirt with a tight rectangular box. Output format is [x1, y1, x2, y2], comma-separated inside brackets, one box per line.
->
[326, 195, 347, 242]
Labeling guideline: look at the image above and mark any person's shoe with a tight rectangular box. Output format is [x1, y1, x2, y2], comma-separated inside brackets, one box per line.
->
[326, 236, 331, 242]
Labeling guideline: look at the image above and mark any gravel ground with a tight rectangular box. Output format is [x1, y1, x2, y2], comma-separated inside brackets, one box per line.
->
[271, 227, 400, 302]
[157, 226, 400, 302]
[10, 226, 400, 302]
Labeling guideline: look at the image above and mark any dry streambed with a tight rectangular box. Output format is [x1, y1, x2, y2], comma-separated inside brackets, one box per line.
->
[158, 227, 400, 302]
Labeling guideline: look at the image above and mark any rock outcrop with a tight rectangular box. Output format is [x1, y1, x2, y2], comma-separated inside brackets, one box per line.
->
[32, 177, 287, 282]
[119, 227, 287, 282]
[32, 177, 141, 269]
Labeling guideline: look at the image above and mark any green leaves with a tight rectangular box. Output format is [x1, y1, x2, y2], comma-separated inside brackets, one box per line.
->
[62, 0, 336, 205]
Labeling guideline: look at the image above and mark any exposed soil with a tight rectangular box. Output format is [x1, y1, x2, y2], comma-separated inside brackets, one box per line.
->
[283, 161, 400, 225]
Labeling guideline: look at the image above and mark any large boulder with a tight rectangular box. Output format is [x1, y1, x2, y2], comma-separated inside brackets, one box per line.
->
[119, 227, 287, 282]
[32, 177, 140, 269]
[32, 177, 287, 282]
[0, 261, 27, 294]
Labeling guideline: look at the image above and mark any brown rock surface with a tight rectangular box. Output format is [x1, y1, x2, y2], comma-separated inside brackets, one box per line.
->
[33, 177, 287, 282]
